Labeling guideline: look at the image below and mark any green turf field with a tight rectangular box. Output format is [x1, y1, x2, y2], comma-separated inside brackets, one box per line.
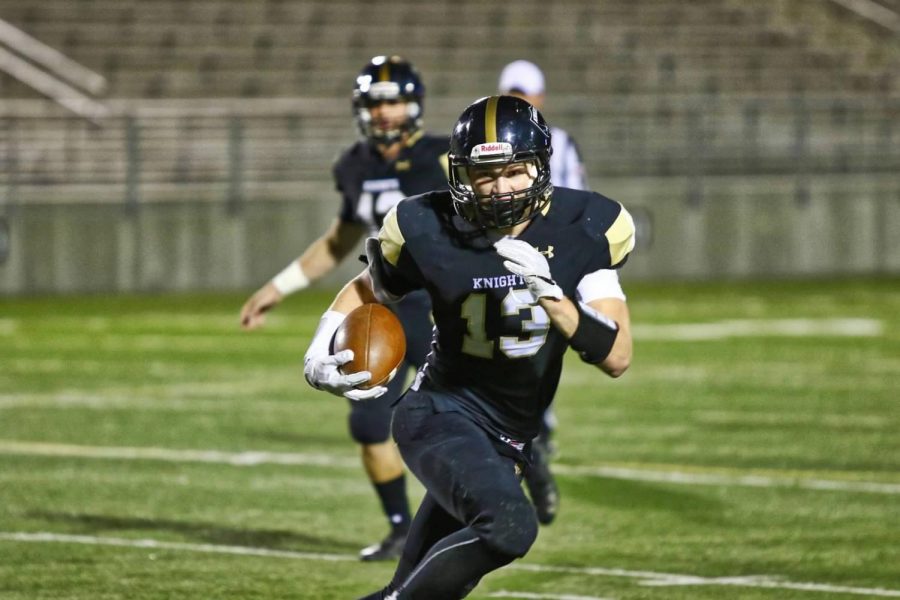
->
[1, 279, 898, 599]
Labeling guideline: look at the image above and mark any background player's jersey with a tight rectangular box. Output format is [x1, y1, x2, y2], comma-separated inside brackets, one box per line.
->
[374, 188, 635, 442]
[333, 132, 449, 234]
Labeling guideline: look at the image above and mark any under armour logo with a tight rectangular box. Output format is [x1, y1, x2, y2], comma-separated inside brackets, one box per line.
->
[539, 245, 555, 259]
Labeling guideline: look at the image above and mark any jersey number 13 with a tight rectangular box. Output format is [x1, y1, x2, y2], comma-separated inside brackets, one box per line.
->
[461, 291, 550, 359]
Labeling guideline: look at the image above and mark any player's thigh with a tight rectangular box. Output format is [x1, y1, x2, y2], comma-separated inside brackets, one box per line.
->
[392, 393, 525, 523]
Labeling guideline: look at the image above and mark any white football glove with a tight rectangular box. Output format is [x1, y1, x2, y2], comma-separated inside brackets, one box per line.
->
[303, 311, 388, 401]
[303, 349, 388, 401]
[494, 237, 563, 303]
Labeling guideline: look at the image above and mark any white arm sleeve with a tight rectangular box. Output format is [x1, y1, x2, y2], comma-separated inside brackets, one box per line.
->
[576, 268, 626, 303]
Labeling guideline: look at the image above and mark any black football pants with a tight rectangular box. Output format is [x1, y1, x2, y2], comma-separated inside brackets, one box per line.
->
[374, 392, 539, 599]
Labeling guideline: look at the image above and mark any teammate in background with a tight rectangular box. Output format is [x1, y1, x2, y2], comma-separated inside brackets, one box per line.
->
[498, 59, 631, 526]
[240, 56, 448, 562]
[305, 95, 635, 599]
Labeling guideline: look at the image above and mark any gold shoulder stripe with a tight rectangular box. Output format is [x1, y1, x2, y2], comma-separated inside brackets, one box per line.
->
[438, 152, 449, 178]
[405, 129, 424, 147]
[484, 96, 499, 143]
[378, 205, 406, 267]
[606, 204, 636, 266]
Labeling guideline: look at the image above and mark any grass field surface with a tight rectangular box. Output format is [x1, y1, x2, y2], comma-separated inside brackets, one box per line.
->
[1, 278, 898, 599]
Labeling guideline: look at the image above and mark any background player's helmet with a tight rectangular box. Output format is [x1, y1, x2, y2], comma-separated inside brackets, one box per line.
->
[448, 95, 553, 229]
[353, 55, 425, 145]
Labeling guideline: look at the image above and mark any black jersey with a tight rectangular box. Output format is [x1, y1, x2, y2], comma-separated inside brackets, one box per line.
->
[373, 187, 635, 442]
[332, 132, 450, 234]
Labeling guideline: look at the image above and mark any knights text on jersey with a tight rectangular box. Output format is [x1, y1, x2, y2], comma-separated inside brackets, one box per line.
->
[374, 188, 635, 441]
[332, 132, 449, 235]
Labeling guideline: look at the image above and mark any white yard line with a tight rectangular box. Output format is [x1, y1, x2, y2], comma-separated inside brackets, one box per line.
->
[0, 440, 897, 495]
[1, 532, 898, 597]
[0, 531, 355, 562]
[0, 385, 294, 410]
[552, 464, 900, 495]
[490, 591, 615, 600]
[0, 440, 359, 468]
[633, 318, 883, 340]
[2, 317, 883, 343]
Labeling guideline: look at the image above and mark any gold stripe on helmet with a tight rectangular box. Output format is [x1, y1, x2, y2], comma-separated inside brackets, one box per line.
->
[379, 62, 390, 81]
[484, 96, 499, 143]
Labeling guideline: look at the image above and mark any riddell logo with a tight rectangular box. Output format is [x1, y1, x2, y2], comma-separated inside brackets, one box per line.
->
[471, 142, 513, 160]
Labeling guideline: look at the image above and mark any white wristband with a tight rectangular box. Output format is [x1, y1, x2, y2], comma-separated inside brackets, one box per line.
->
[304, 310, 347, 364]
[272, 261, 309, 295]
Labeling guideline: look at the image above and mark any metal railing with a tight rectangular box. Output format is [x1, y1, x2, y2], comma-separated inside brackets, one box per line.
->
[0, 17, 109, 122]
[827, 0, 900, 31]
[1, 93, 897, 211]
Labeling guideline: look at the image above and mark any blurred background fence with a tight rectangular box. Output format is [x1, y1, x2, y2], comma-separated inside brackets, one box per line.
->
[1, 0, 898, 293]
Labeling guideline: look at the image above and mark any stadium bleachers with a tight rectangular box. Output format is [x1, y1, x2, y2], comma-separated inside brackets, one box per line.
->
[0, 0, 895, 182]
[0, 0, 897, 290]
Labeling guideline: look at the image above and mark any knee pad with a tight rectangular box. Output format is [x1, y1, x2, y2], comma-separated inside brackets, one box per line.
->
[473, 493, 538, 558]
[347, 404, 393, 445]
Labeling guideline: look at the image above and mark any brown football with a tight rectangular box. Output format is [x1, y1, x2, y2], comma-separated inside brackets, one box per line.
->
[333, 303, 406, 389]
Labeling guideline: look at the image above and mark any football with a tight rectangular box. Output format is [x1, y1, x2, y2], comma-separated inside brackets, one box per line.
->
[333, 303, 406, 389]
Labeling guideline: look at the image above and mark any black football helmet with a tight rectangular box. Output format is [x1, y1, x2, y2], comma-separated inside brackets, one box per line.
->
[352, 55, 425, 145]
[448, 95, 553, 229]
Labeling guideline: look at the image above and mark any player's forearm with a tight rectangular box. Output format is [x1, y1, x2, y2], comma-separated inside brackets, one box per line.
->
[592, 298, 631, 377]
[290, 221, 365, 286]
[269, 239, 336, 297]
[297, 237, 342, 282]
[544, 295, 629, 378]
[329, 270, 378, 314]
[539, 296, 579, 338]
[598, 327, 631, 377]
